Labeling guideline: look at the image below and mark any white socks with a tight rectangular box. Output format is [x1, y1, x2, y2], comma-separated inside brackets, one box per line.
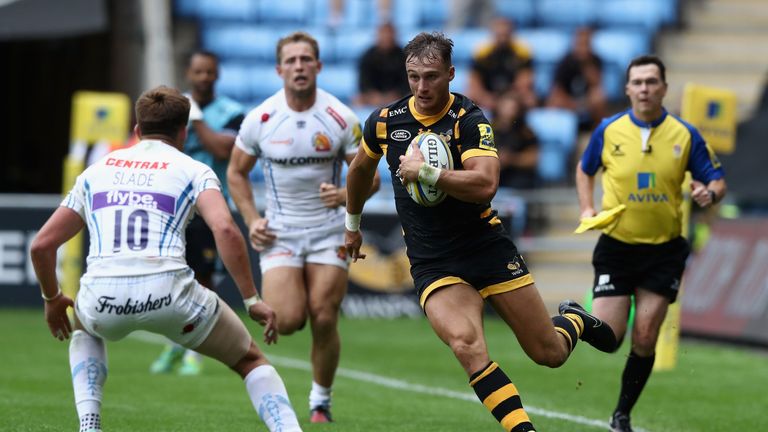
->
[309, 381, 332, 410]
[244, 365, 302, 432]
[69, 330, 107, 432]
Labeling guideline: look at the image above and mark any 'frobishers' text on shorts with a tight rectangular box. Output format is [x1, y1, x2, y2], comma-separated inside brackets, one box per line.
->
[75, 268, 221, 348]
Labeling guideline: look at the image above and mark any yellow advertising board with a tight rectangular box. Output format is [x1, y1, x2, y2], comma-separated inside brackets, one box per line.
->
[681, 84, 737, 154]
[60, 91, 130, 299]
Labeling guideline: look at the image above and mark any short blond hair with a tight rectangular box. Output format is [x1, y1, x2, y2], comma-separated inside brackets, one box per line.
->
[276, 31, 320, 63]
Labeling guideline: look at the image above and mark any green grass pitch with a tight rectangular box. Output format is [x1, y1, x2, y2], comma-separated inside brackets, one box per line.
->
[1, 308, 765, 431]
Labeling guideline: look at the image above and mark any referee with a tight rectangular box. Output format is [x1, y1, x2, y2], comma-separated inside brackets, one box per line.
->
[576, 55, 726, 432]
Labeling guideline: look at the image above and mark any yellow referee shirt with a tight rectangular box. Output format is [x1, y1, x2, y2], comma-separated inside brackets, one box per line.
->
[580, 109, 724, 244]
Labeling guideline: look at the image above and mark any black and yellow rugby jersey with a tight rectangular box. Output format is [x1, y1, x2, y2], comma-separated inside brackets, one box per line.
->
[361, 93, 501, 260]
[581, 108, 724, 244]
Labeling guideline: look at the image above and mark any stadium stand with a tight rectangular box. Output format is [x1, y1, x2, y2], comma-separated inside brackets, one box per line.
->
[177, 0, 677, 183]
[526, 108, 578, 183]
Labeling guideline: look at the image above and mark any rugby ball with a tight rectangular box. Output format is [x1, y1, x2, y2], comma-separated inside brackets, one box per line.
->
[405, 132, 454, 207]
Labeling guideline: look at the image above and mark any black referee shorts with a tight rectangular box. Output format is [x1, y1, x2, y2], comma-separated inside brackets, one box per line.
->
[592, 234, 690, 303]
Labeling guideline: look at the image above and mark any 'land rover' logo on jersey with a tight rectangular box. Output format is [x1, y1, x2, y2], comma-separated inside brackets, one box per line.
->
[391, 129, 411, 141]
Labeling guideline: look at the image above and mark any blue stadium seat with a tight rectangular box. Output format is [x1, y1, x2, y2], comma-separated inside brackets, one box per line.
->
[202, 25, 278, 61]
[601, 62, 625, 101]
[532, 62, 555, 99]
[331, 28, 375, 64]
[452, 67, 470, 95]
[197, 0, 257, 21]
[217, 62, 253, 101]
[449, 28, 490, 65]
[596, 0, 668, 32]
[257, 0, 310, 25]
[318, 65, 358, 103]
[249, 64, 285, 102]
[516, 28, 572, 65]
[591, 29, 650, 73]
[418, 0, 450, 28]
[391, 0, 421, 31]
[526, 108, 578, 182]
[354, 106, 377, 125]
[493, 0, 535, 27]
[535, 0, 597, 28]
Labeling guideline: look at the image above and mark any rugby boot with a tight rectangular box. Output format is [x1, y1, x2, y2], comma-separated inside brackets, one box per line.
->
[558, 300, 617, 353]
[310, 405, 333, 423]
[149, 345, 184, 374]
[178, 354, 203, 376]
[609, 411, 633, 432]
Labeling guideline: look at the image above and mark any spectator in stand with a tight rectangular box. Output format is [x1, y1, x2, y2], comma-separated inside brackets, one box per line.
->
[355, 22, 409, 107]
[328, 0, 392, 29]
[447, 0, 495, 30]
[492, 91, 539, 190]
[547, 27, 608, 131]
[466, 17, 537, 112]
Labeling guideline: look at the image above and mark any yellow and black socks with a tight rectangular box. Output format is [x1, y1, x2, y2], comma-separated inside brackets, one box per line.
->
[470, 361, 535, 432]
[552, 314, 582, 352]
[615, 351, 655, 415]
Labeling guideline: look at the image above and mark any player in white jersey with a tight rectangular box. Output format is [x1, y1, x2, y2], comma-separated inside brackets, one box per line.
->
[228, 31, 380, 423]
[30, 86, 302, 432]
[149, 49, 247, 377]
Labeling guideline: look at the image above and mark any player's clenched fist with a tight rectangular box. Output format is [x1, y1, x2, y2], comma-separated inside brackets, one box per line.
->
[248, 218, 276, 251]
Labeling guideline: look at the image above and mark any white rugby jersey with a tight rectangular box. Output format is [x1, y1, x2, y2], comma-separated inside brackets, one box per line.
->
[235, 88, 361, 227]
[61, 140, 221, 276]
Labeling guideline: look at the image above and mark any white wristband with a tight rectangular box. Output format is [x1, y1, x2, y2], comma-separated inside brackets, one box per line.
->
[345, 212, 361, 232]
[243, 294, 262, 310]
[418, 163, 442, 186]
[42, 288, 62, 302]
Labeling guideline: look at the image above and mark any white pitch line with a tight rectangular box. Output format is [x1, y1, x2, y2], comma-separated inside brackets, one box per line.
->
[129, 331, 648, 431]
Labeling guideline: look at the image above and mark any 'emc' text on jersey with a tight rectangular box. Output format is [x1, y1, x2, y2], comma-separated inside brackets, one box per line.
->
[581, 108, 724, 244]
[235, 88, 361, 226]
[362, 93, 499, 260]
[61, 140, 221, 276]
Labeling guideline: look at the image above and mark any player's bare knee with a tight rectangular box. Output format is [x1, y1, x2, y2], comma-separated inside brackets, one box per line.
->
[309, 307, 338, 333]
[448, 336, 486, 366]
[632, 326, 659, 352]
[277, 310, 308, 335]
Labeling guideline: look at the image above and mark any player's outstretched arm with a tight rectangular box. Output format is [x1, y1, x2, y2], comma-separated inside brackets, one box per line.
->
[227, 146, 260, 226]
[345, 145, 379, 261]
[30, 207, 83, 341]
[228, 147, 276, 251]
[196, 189, 278, 344]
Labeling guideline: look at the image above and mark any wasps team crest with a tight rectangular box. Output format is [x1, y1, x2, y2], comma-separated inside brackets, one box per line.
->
[313, 132, 331, 152]
[477, 123, 495, 151]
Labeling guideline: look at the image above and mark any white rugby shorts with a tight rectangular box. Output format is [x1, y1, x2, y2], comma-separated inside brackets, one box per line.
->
[74, 268, 221, 349]
[259, 215, 349, 273]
